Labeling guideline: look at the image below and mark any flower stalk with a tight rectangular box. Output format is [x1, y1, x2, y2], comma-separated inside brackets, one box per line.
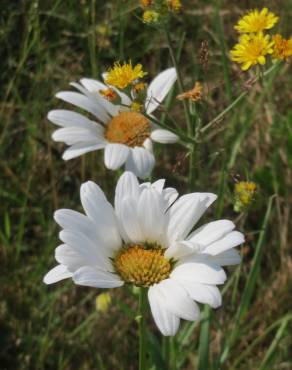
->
[138, 287, 147, 370]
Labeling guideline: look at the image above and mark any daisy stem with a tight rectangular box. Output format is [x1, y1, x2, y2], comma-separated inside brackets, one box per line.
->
[138, 287, 147, 370]
[164, 27, 193, 135]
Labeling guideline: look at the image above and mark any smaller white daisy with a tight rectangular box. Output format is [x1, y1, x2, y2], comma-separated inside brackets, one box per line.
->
[48, 63, 178, 178]
[44, 172, 244, 336]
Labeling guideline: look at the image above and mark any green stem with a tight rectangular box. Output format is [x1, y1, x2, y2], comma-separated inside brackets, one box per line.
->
[164, 27, 193, 134]
[214, 0, 232, 100]
[88, 0, 97, 77]
[197, 306, 211, 370]
[138, 288, 147, 370]
[143, 112, 196, 145]
[188, 144, 196, 191]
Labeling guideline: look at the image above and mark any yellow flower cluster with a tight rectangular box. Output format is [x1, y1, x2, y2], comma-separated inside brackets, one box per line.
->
[231, 8, 291, 71]
[234, 181, 257, 212]
[140, 0, 182, 24]
[105, 61, 147, 90]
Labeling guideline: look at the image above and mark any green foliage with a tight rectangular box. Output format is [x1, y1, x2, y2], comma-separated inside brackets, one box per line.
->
[1, 1, 291, 369]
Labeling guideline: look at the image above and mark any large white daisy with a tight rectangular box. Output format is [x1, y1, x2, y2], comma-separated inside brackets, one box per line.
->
[48, 67, 178, 178]
[44, 172, 244, 336]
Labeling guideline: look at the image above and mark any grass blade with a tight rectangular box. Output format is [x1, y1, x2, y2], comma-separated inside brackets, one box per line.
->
[220, 195, 276, 365]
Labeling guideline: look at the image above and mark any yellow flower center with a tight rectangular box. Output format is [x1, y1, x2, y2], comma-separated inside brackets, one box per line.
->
[114, 245, 171, 287]
[105, 62, 147, 90]
[105, 111, 150, 147]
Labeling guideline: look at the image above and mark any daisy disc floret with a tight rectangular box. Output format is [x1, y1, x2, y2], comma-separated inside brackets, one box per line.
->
[230, 32, 274, 71]
[104, 61, 147, 90]
[44, 172, 244, 336]
[234, 8, 279, 34]
[47, 66, 178, 178]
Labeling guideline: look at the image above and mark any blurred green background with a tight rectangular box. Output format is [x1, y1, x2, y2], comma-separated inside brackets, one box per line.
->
[1, 0, 291, 369]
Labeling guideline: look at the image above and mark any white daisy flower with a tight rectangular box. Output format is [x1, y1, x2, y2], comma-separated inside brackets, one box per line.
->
[44, 172, 244, 336]
[48, 64, 178, 178]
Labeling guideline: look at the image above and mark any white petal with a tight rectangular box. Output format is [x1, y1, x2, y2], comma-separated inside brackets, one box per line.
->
[59, 229, 112, 271]
[204, 231, 245, 256]
[171, 261, 227, 285]
[52, 127, 104, 146]
[80, 181, 122, 251]
[80, 78, 132, 108]
[125, 147, 155, 179]
[146, 68, 177, 114]
[164, 241, 196, 259]
[62, 142, 105, 160]
[150, 129, 179, 144]
[177, 281, 222, 308]
[80, 78, 108, 93]
[48, 109, 101, 131]
[104, 143, 130, 170]
[56, 91, 110, 123]
[79, 78, 120, 116]
[158, 279, 200, 321]
[148, 285, 180, 336]
[209, 248, 241, 266]
[167, 193, 217, 243]
[163, 188, 179, 209]
[73, 266, 123, 288]
[55, 244, 87, 271]
[70, 82, 116, 118]
[43, 264, 72, 284]
[119, 196, 143, 243]
[143, 138, 153, 152]
[80, 181, 107, 214]
[54, 208, 120, 255]
[114, 171, 141, 213]
[187, 220, 235, 247]
[151, 179, 165, 192]
[137, 188, 166, 244]
[54, 209, 97, 240]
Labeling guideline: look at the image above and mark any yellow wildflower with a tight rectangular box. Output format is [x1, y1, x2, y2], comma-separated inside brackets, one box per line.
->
[105, 62, 147, 90]
[99, 88, 117, 101]
[143, 10, 159, 23]
[234, 8, 278, 33]
[134, 82, 146, 91]
[272, 34, 292, 60]
[230, 32, 274, 71]
[166, 0, 182, 12]
[95, 292, 112, 313]
[140, 0, 153, 7]
[130, 101, 143, 112]
[234, 181, 257, 212]
[176, 82, 203, 102]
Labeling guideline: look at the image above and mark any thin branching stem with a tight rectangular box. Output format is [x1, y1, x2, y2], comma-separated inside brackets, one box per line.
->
[201, 62, 282, 134]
